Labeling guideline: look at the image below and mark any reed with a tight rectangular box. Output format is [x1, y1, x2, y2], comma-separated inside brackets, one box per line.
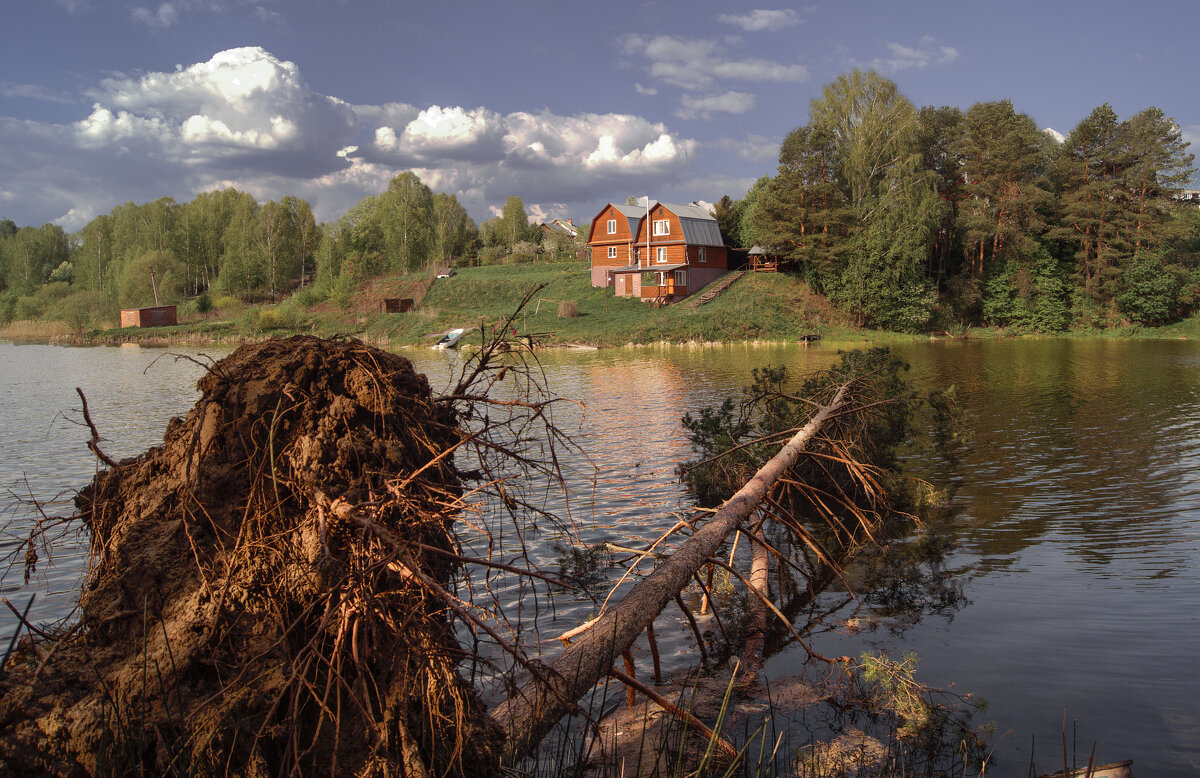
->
[0, 319, 70, 339]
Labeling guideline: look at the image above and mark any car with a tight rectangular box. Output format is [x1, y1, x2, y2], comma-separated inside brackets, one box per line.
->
[436, 268, 455, 279]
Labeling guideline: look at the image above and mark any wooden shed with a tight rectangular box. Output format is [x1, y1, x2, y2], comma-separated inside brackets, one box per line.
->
[381, 298, 415, 314]
[120, 305, 177, 328]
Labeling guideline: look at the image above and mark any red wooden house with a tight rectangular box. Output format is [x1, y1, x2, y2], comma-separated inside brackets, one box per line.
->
[587, 203, 644, 287]
[589, 201, 729, 303]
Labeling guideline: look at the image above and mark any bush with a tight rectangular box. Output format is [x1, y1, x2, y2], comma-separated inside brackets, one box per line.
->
[295, 285, 327, 307]
[49, 290, 113, 334]
[1119, 254, 1178, 326]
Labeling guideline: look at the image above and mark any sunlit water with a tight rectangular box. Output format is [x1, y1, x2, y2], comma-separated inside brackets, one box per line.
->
[2, 337, 1199, 775]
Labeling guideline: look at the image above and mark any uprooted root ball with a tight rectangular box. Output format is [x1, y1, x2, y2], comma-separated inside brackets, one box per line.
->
[0, 335, 501, 776]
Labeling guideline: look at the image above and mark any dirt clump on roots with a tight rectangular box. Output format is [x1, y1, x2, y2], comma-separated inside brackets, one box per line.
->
[0, 335, 502, 776]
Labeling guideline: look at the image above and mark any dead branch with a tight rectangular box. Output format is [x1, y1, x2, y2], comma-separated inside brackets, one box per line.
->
[75, 387, 120, 469]
[493, 382, 850, 763]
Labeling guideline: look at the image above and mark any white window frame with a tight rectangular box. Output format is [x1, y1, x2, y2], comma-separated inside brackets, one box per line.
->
[607, 219, 616, 234]
[674, 269, 687, 287]
[608, 246, 617, 259]
[652, 219, 670, 236]
[697, 246, 706, 263]
[656, 247, 667, 263]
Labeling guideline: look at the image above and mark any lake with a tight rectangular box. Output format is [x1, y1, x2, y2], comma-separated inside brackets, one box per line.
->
[2, 337, 1198, 776]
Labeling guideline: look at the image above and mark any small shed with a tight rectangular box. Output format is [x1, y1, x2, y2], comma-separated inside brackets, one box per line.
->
[120, 305, 177, 328]
[381, 298, 414, 314]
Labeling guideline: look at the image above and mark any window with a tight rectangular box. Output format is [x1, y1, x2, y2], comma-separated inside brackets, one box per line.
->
[697, 246, 706, 263]
[608, 246, 617, 259]
[652, 219, 670, 236]
[656, 247, 667, 263]
[641, 272, 659, 287]
[607, 219, 616, 234]
[674, 270, 687, 287]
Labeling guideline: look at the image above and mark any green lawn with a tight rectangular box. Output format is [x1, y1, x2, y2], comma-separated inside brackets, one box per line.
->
[358, 261, 852, 348]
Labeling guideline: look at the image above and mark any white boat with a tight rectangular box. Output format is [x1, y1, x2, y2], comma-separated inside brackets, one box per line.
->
[432, 328, 465, 350]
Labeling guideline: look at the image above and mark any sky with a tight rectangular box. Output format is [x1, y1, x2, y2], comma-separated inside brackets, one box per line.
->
[3, 0, 1198, 232]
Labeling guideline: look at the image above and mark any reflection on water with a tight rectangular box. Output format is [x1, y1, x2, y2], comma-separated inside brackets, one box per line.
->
[0, 341, 225, 627]
[3, 338, 1200, 775]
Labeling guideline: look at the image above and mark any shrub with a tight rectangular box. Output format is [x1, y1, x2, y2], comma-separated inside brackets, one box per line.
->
[295, 285, 327, 307]
[49, 290, 113, 334]
[1119, 254, 1178, 326]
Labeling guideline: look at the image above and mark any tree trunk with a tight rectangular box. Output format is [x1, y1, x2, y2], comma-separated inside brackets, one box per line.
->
[492, 384, 850, 764]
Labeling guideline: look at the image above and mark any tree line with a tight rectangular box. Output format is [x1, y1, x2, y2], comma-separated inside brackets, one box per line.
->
[715, 70, 1198, 331]
[0, 171, 587, 328]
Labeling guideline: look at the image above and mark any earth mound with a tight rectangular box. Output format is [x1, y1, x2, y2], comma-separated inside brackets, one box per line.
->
[0, 335, 500, 776]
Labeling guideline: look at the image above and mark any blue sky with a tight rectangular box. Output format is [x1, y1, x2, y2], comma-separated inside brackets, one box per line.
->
[2, 0, 1197, 231]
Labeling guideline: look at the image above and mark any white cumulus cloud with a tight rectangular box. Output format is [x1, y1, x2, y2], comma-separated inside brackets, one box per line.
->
[1044, 127, 1066, 144]
[81, 46, 357, 175]
[871, 35, 963, 73]
[676, 91, 757, 120]
[1, 46, 701, 230]
[717, 9, 802, 32]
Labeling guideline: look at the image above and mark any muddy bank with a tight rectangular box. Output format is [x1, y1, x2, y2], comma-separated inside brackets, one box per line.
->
[0, 335, 499, 776]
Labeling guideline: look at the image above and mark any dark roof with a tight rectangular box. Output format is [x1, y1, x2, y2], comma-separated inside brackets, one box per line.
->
[657, 202, 724, 247]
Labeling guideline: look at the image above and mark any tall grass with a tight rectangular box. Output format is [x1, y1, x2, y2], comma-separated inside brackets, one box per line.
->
[0, 319, 71, 339]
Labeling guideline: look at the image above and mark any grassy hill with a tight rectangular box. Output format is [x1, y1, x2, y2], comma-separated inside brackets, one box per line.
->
[354, 261, 852, 348]
[68, 260, 904, 348]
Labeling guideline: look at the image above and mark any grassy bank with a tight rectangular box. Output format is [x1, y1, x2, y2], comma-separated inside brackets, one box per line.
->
[30, 260, 1199, 349]
[67, 261, 876, 349]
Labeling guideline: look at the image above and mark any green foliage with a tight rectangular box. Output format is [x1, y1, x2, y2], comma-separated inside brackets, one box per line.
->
[679, 348, 917, 507]
[294, 285, 327, 307]
[856, 652, 932, 738]
[1, 223, 70, 294]
[48, 289, 114, 334]
[47, 261, 73, 284]
[1118, 254, 1178, 325]
[119, 250, 186, 308]
[981, 250, 1073, 332]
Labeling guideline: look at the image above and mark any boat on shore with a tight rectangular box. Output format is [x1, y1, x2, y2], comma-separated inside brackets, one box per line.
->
[1039, 759, 1132, 778]
[432, 328, 464, 350]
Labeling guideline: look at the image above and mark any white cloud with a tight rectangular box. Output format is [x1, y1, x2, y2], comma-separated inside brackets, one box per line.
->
[1044, 127, 1066, 144]
[714, 133, 779, 162]
[83, 47, 356, 175]
[622, 34, 808, 92]
[0, 47, 700, 229]
[718, 9, 802, 32]
[129, 0, 274, 28]
[668, 175, 760, 211]
[871, 35, 963, 73]
[375, 105, 507, 162]
[634, 83, 658, 96]
[1180, 125, 1200, 156]
[676, 91, 756, 120]
[0, 82, 76, 104]
[132, 2, 180, 27]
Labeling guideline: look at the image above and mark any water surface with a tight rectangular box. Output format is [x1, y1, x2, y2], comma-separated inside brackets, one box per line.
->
[2, 337, 1198, 775]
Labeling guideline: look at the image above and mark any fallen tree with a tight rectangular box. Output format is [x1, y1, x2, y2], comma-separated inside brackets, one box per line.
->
[495, 348, 920, 765]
